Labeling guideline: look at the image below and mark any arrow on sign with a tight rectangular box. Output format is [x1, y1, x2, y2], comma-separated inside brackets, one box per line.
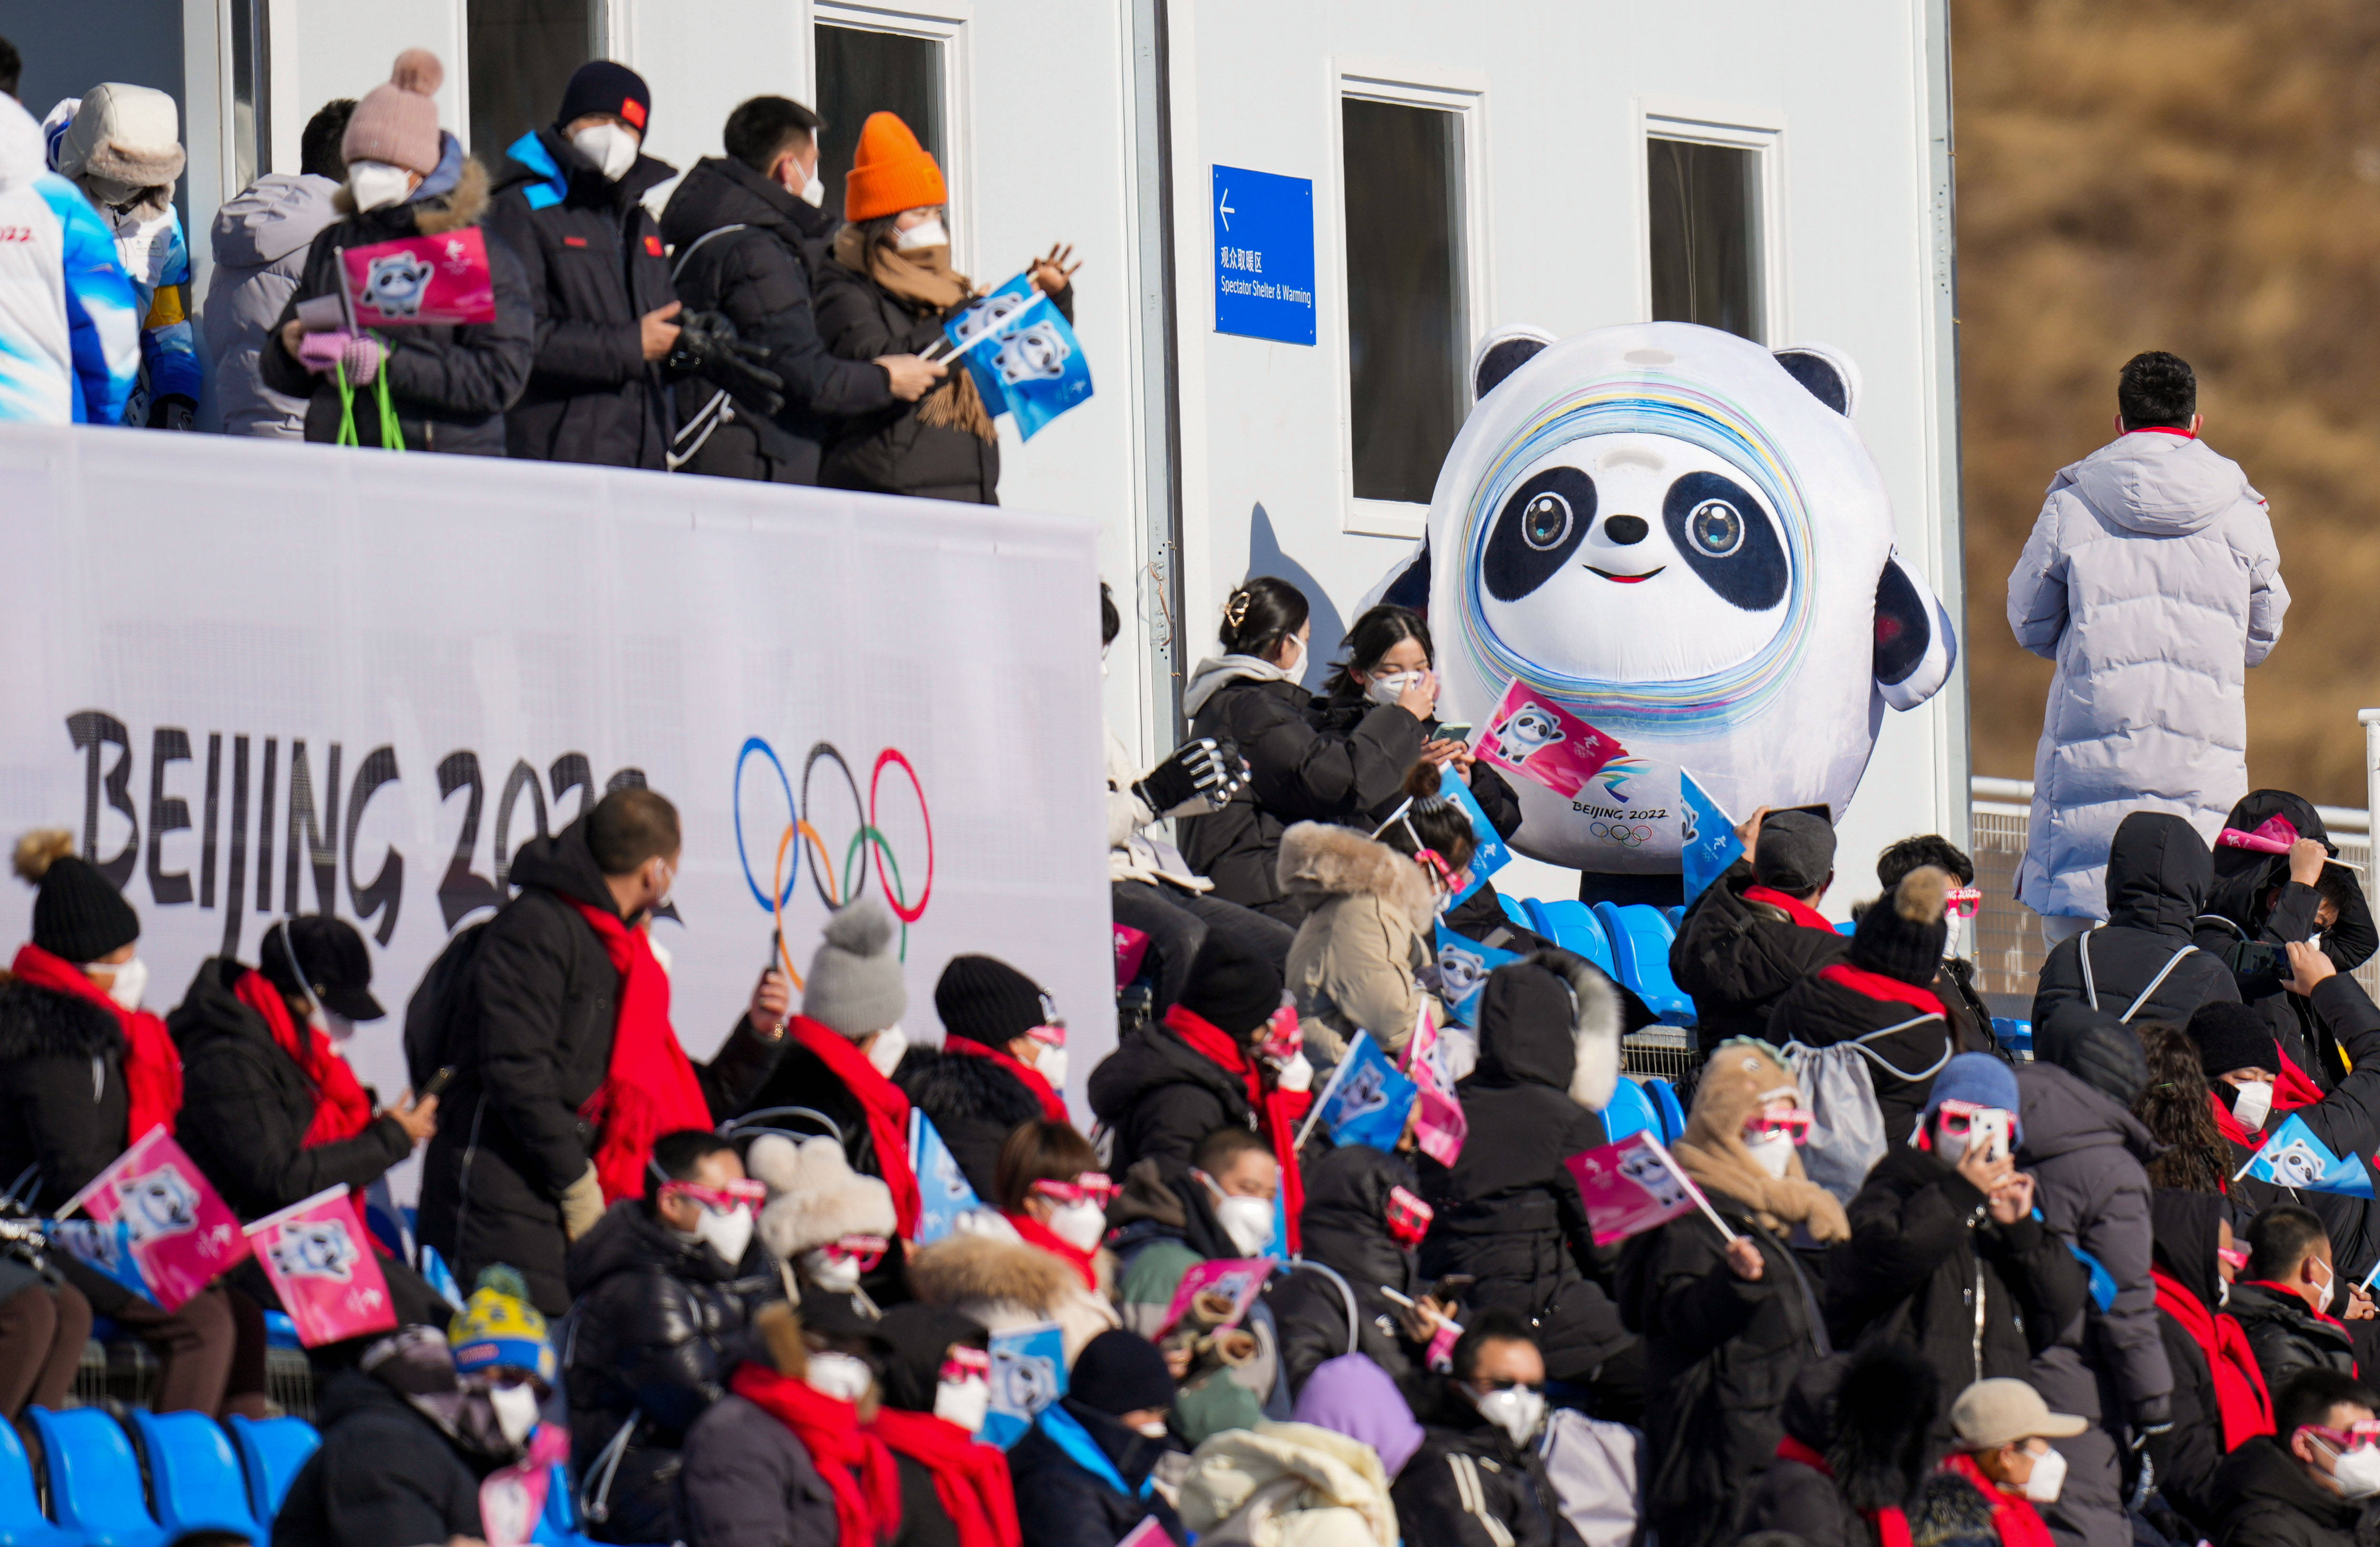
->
[1218, 190, 1234, 231]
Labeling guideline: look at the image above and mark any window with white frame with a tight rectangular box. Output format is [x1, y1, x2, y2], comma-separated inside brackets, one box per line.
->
[814, 24, 947, 224]
[1646, 133, 1765, 342]
[1341, 95, 1468, 507]
[468, 0, 600, 162]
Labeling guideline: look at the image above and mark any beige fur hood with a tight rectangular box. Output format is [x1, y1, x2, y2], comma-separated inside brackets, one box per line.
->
[1277, 822, 1439, 939]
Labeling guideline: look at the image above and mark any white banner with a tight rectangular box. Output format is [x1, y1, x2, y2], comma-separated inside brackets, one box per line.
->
[0, 427, 1113, 1198]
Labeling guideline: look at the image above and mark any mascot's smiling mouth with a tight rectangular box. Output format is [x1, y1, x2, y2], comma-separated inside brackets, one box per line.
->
[1584, 565, 1666, 584]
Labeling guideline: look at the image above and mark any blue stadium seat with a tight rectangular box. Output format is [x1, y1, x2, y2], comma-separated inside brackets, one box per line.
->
[1597, 1076, 1658, 1144]
[1497, 892, 1533, 932]
[1993, 1018, 2033, 1060]
[130, 1410, 265, 1543]
[1594, 903, 1695, 1023]
[0, 1417, 78, 1547]
[1524, 899, 1616, 978]
[25, 1408, 167, 1547]
[228, 1414, 319, 1526]
[1835, 919, 1857, 936]
[1643, 1078, 1689, 1144]
[262, 1310, 301, 1348]
[1662, 906, 1685, 931]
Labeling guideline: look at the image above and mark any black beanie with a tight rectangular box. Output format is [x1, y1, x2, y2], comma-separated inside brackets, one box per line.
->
[934, 955, 1048, 1048]
[2189, 1000, 2281, 1079]
[1850, 865, 1950, 987]
[1174, 931, 1283, 1038]
[1069, 1329, 1176, 1417]
[873, 1303, 987, 1414]
[556, 60, 651, 135]
[14, 830, 138, 963]
[1754, 809, 1836, 893]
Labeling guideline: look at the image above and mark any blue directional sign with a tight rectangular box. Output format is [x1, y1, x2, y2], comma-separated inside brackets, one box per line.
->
[1212, 165, 1316, 345]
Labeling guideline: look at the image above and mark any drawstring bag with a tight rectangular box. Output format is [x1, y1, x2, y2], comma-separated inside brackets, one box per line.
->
[1783, 1018, 1949, 1203]
[1538, 1409, 1642, 1547]
[334, 350, 405, 451]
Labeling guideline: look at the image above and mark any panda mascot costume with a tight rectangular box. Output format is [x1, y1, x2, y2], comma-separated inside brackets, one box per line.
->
[1371, 320, 1957, 902]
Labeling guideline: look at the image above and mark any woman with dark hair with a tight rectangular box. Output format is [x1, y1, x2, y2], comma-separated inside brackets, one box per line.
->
[1179, 579, 1431, 923]
[993, 1120, 1114, 1297]
[2134, 1022, 2231, 1196]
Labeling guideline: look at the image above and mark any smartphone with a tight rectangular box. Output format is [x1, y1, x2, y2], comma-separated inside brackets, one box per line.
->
[1782, 802, 1833, 823]
[2228, 940, 2288, 981]
[418, 1065, 458, 1101]
[1967, 1108, 2011, 1165]
[1428, 1273, 1477, 1302]
[1435, 723, 1474, 743]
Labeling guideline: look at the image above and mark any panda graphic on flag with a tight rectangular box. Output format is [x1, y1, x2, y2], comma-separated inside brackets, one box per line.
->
[2236, 1113, 2376, 1198]
[941, 274, 1094, 441]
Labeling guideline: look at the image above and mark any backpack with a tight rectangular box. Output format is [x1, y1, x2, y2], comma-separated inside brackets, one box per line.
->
[1538, 1409, 1642, 1547]
[403, 920, 490, 1090]
[1780, 1019, 1956, 1204]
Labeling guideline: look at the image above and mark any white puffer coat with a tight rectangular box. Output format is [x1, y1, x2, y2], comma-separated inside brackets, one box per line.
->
[2007, 430, 2288, 919]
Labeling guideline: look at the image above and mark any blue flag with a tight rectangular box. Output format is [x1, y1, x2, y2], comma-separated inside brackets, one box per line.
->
[1314, 1033, 1418, 1151]
[2238, 1113, 2375, 1197]
[981, 1319, 1069, 1449]
[1679, 771, 1744, 908]
[47, 1218, 155, 1302]
[1438, 765, 1512, 907]
[942, 276, 1094, 441]
[1435, 921, 1523, 1027]
[910, 1110, 984, 1246]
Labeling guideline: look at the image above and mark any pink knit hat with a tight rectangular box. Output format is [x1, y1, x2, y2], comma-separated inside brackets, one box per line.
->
[342, 50, 444, 175]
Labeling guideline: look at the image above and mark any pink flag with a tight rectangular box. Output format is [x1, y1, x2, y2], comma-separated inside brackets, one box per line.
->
[245, 1186, 399, 1348]
[1156, 1256, 1275, 1338]
[65, 1128, 250, 1311]
[1402, 1006, 1468, 1167]
[339, 228, 499, 328]
[2217, 813, 2301, 855]
[1565, 1131, 1706, 1247]
[478, 1425, 570, 1547]
[1473, 681, 1628, 800]
[1114, 923, 1151, 988]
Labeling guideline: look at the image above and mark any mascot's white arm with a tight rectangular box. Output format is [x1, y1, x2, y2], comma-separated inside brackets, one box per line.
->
[1874, 544, 1957, 711]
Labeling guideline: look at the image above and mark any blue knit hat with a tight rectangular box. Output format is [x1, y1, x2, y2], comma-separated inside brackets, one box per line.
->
[1922, 1052, 2023, 1143]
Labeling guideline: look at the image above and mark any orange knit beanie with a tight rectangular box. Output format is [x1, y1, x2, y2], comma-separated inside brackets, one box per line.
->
[843, 111, 946, 223]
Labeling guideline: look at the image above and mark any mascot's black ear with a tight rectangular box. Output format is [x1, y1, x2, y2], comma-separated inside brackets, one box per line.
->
[1471, 326, 1557, 404]
[1772, 344, 1860, 417]
[1381, 539, 1431, 614]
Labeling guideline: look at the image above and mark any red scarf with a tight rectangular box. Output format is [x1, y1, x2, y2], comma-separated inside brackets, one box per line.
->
[1819, 962, 1948, 1017]
[1002, 1209, 1099, 1290]
[12, 943, 180, 1141]
[868, 1407, 1021, 1547]
[1941, 1450, 2055, 1547]
[789, 1014, 921, 1237]
[231, 968, 373, 1147]
[1774, 1437, 1911, 1547]
[943, 1035, 1069, 1124]
[2210, 1090, 2256, 1152]
[1161, 1005, 1309, 1252]
[566, 902, 714, 1204]
[2150, 1266, 2274, 1448]
[2276, 1048, 2325, 1116]
[731, 1362, 902, 1547]
[1745, 885, 1838, 935]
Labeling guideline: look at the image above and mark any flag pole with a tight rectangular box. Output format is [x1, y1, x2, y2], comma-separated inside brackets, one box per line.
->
[1293, 1033, 1368, 1150]
[1644, 1132, 1739, 1243]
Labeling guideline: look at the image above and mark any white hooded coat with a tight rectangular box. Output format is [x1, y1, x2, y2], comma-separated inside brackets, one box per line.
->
[2008, 429, 2287, 920]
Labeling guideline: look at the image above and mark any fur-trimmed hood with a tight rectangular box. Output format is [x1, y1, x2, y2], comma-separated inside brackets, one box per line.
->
[1277, 822, 1439, 938]
[0, 973, 124, 1064]
[1672, 1038, 1849, 1242]
[748, 1134, 896, 1260]
[906, 1231, 1078, 1316]
[1471, 949, 1622, 1110]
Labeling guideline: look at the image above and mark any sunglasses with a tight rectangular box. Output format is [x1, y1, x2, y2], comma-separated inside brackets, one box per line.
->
[1934, 1099, 2013, 1134]
[1743, 1108, 1816, 1145]
[821, 1234, 890, 1272]
[661, 1178, 766, 1215]
[1031, 1172, 1118, 1209]
[1944, 887, 1983, 920]
[2304, 1422, 2380, 1453]
[1385, 1184, 1434, 1248]
[1025, 1022, 1068, 1049]
[1258, 1006, 1303, 1064]
[2217, 1244, 2251, 1271]
[938, 1346, 991, 1384]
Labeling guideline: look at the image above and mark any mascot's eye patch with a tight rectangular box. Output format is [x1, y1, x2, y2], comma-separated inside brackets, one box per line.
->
[1486, 467, 1596, 601]
[1661, 471, 1785, 612]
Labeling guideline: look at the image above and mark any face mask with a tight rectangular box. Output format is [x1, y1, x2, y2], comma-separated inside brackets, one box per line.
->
[1214, 1194, 1276, 1257]
[2310, 1260, 2335, 1313]
[802, 1247, 864, 1294]
[1272, 1050, 1313, 1093]
[1281, 637, 1307, 679]
[1134, 1418, 1169, 1439]
[1472, 1385, 1546, 1447]
[1934, 1123, 1968, 1164]
[695, 1203, 755, 1268]
[2230, 1077, 2274, 1134]
[867, 1025, 908, 1078]
[315, 1007, 357, 1044]
[93, 957, 147, 1012]
[1034, 1044, 1070, 1092]
[1049, 1198, 1107, 1252]
[2218, 1277, 2231, 1308]
[805, 1350, 873, 1405]
[649, 859, 676, 916]
[2021, 1442, 2067, 1504]
[895, 217, 949, 251]
[1744, 1130, 1796, 1180]
[1366, 671, 1420, 709]
[487, 1382, 542, 1446]
[1942, 916, 1965, 960]
[347, 159, 414, 211]
[2334, 1445, 2380, 1499]
[933, 1375, 989, 1434]
[572, 122, 639, 181]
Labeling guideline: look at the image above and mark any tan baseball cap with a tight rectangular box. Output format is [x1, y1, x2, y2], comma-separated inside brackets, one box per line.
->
[1950, 1379, 2089, 1450]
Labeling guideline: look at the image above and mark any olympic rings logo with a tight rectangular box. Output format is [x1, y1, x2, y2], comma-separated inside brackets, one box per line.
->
[733, 737, 933, 989]
[1589, 820, 1653, 849]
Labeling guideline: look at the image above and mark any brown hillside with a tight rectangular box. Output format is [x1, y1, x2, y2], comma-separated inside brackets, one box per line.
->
[1956, 0, 2380, 806]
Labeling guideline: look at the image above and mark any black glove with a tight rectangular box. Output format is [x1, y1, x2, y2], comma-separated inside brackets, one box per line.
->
[148, 393, 197, 431]
[667, 310, 785, 417]
[1134, 736, 1242, 814]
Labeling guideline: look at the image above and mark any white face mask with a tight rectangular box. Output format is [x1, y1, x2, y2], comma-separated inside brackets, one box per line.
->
[313, 1007, 357, 1044]
[2333, 1444, 2380, 1499]
[1280, 636, 1307, 679]
[2219, 1276, 2231, 1308]
[347, 159, 414, 211]
[867, 1025, 909, 1078]
[1472, 1385, 1546, 1447]
[805, 1350, 873, 1405]
[1033, 1044, 1070, 1093]
[1214, 1193, 1276, 1258]
[487, 1382, 542, 1446]
[1049, 1198, 1108, 1252]
[2230, 1077, 2274, 1134]
[895, 217, 949, 251]
[933, 1375, 989, 1435]
[2021, 1441, 2067, 1504]
[572, 122, 639, 181]
[695, 1203, 755, 1269]
[92, 957, 147, 1012]
[801, 1247, 864, 1294]
[1942, 916, 1965, 960]
[1366, 671, 1421, 709]
[1134, 1418, 1169, 1439]
[1744, 1130, 1797, 1180]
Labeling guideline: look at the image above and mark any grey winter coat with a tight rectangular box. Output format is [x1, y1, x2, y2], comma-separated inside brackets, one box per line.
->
[2008, 430, 2288, 920]
[2015, 1058, 2172, 1547]
[205, 172, 342, 437]
[676, 1391, 837, 1547]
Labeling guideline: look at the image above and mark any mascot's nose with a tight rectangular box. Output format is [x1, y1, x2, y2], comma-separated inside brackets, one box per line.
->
[1602, 515, 1649, 545]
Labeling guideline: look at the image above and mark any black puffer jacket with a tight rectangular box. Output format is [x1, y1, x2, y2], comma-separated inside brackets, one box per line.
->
[1086, 1012, 1255, 1180]
[2147, 1189, 2259, 1540]
[1418, 955, 1633, 1388]
[1391, 1383, 1586, 1547]
[2033, 812, 2241, 1028]
[486, 129, 677, 468]
[1826, 1144, 2091, 1400]
[2195, 790, 2380, 1088]
[1178, 668, 1427, 922]
[1763, 967, 1956, 1150]
[657, 157, 894, 484]
[894, 1042, 1047, 1202]
[1266, 1143, 1431, 1403]
[1618, 1187, 1833, 1547]
[1005, 1399, 1189, 1547]
[564, 1200, 774, 1545]
[2227, 1279, 2355, 1398]
[272, 1368, 491, 1547]
[1671, 860, 1849, 1052]
[260, 159, 534, 454]
[2208, 1434, 2362, 1547]
[0, 976, 127, 1212]
[166, 958, 414, 1221]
